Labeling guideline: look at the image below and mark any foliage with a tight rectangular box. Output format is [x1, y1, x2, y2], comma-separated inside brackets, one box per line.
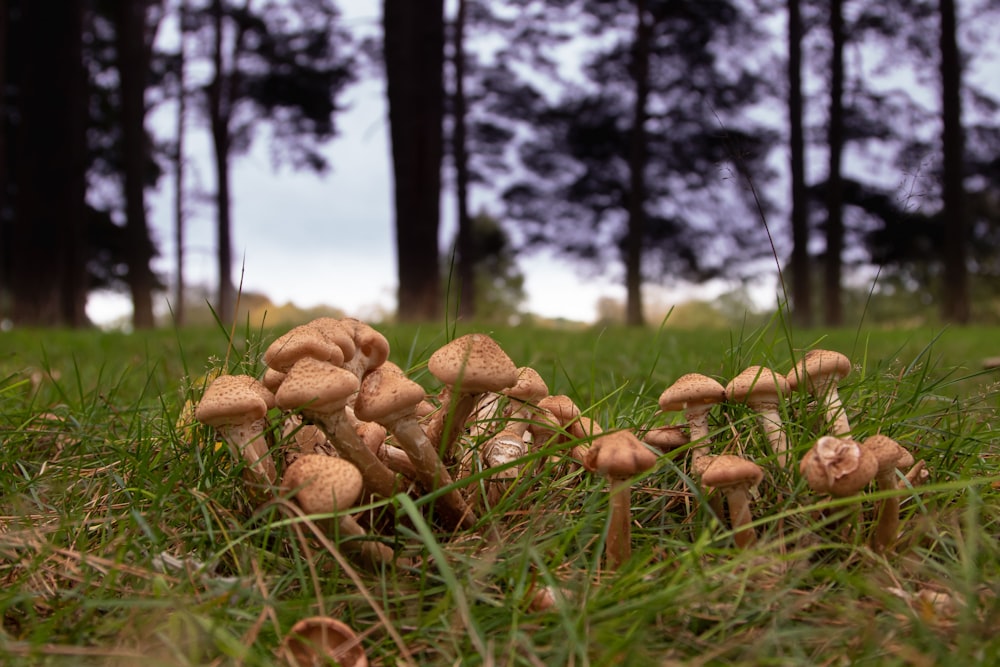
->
[1, 319, 999, 664]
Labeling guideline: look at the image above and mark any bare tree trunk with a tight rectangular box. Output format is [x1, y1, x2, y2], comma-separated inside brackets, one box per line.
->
[452, 0, 475, 320]
[787, 0, 811, 327]
[0, 0, 8, 318]
[173, 0, 188, 326]
[624, 0, 649, 327]
[938, 0, 969, 323]
[11, 0, 88, 326]
[823, 0, 845, 326]
[384, 0, 445, 322]
[208, 0, 236, 324]
[115, 0, 157, 329]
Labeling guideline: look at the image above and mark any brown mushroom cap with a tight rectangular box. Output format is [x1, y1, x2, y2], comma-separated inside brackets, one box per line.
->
[863, 434, 912, 475]
[427, 333, 518, 394]
[583, 429, 657, 478]
[786, 349, 851, 393]
[341, 317, 391, 373]
[725, 365, 790, 405]
[281, 616, 368, 667]
[282, 454, 364, 513]
[658, 373, 726, 412]
[698, 454, 764, 490]
[275, 357, 360, 414]
[305, 317, 358, 364]
[195, 374, 272, 427]
[264, 325, 345, 373]
[354, 366, 427, 424]
[504, 366, 549, 405]
[642, 425, 690, 453]
[800, 435, 878, 496]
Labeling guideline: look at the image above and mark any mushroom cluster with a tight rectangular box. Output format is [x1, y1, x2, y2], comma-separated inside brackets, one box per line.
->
[193, 325, 932, 623]
[196, 319, 655, 567]
[652, 349, 930, 553]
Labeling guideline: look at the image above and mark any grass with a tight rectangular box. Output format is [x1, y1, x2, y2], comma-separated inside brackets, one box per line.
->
[1, 313, 999, 665]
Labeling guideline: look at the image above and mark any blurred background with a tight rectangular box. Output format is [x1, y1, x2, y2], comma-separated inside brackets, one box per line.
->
[1, 0, 998, 331]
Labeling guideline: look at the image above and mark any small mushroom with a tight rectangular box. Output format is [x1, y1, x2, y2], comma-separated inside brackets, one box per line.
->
[282, 453, 393, 567]
[279, 616, 368, 667]
[697, 454, 765, 548]
[583, 429, 657, 570]
[264, 324, 345, 374]
[658, 373, 726, 467]
[276, 357, 399, 500]
[195, 374, 278, 491]
[726, 366, 792, 467]
[786, 349, 853, 436]
[799, 435, 878, 497]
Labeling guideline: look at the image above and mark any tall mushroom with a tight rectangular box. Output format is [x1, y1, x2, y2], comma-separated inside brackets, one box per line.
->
[276, 357, 399, 501]
[786, 349, 853, 436]
[195, 374, 278, 493]
[425, 333, 519, 462]
[657, 373, 726, 468]
[863, 434, 914, 553]
[696, 454, 765, 548]
[583, 429, 657, 570]
[726, 366, 792, 467]
[354, 365, 477, 530]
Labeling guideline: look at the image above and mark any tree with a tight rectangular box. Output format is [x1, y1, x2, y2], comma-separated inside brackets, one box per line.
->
[384, 0, 446, 322]
[447, 211, 525, 322]
[938, 0, 969, 323]
[786, 0, 811, 326]
[503, 0, 775, 323]
[823, 0, 846, 327]
[113, 0, 161, 329]
[8, 0, 89, 326]
[190, 0, 354, 323]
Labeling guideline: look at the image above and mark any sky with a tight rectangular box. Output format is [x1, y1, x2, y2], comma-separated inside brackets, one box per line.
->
[84, 2, 773, 327]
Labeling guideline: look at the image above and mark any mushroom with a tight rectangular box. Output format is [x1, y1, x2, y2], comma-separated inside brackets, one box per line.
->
[279, 616, 368, 667]
[863, 434, 914, 553]
[786, 349, 853, 436]
[799, 435, 877, 497]
[339, 317, 391, 380]
[264, 324, 345, 374]
[642, 424, 690, 456]
[195, 373, 278, 491]
[696, 454, 765, 548]
[583, 429, 657, 569]
[657, 373, 726, 467]
[726, 366, 792, 467]
[354, 366, 477, 530]
[275, 357, 399, 501]
[425, 333, 519, 462]
[282, 453, 393, 567]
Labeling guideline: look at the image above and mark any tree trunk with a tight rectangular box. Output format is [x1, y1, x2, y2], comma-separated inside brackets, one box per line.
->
[0, 0, 8, 317]
[823, 0, 845, 327]
[115, 0, 157, 329]
[384, 0, 445, 322]
[173, 0, 188, 326]
[624, 0, 650, 328]
[452, 0, 475, 320]
[11, 0, 88, 326]
[208, 0, 235, 324]
[787, 0, 811, 327]
[938, 0, 969, 323]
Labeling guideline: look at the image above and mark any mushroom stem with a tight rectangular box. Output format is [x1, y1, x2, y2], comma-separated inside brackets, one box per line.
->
[756, 406, 790, 468]
[724, 487, 756, 548]
[390, 417, 477, 530]
[871, 471, 901, 553]
[606, 477, 632, 570]
[315, 413, 400, 500]
[817, 382, 851, 436]
[686, 407, 712, 465]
